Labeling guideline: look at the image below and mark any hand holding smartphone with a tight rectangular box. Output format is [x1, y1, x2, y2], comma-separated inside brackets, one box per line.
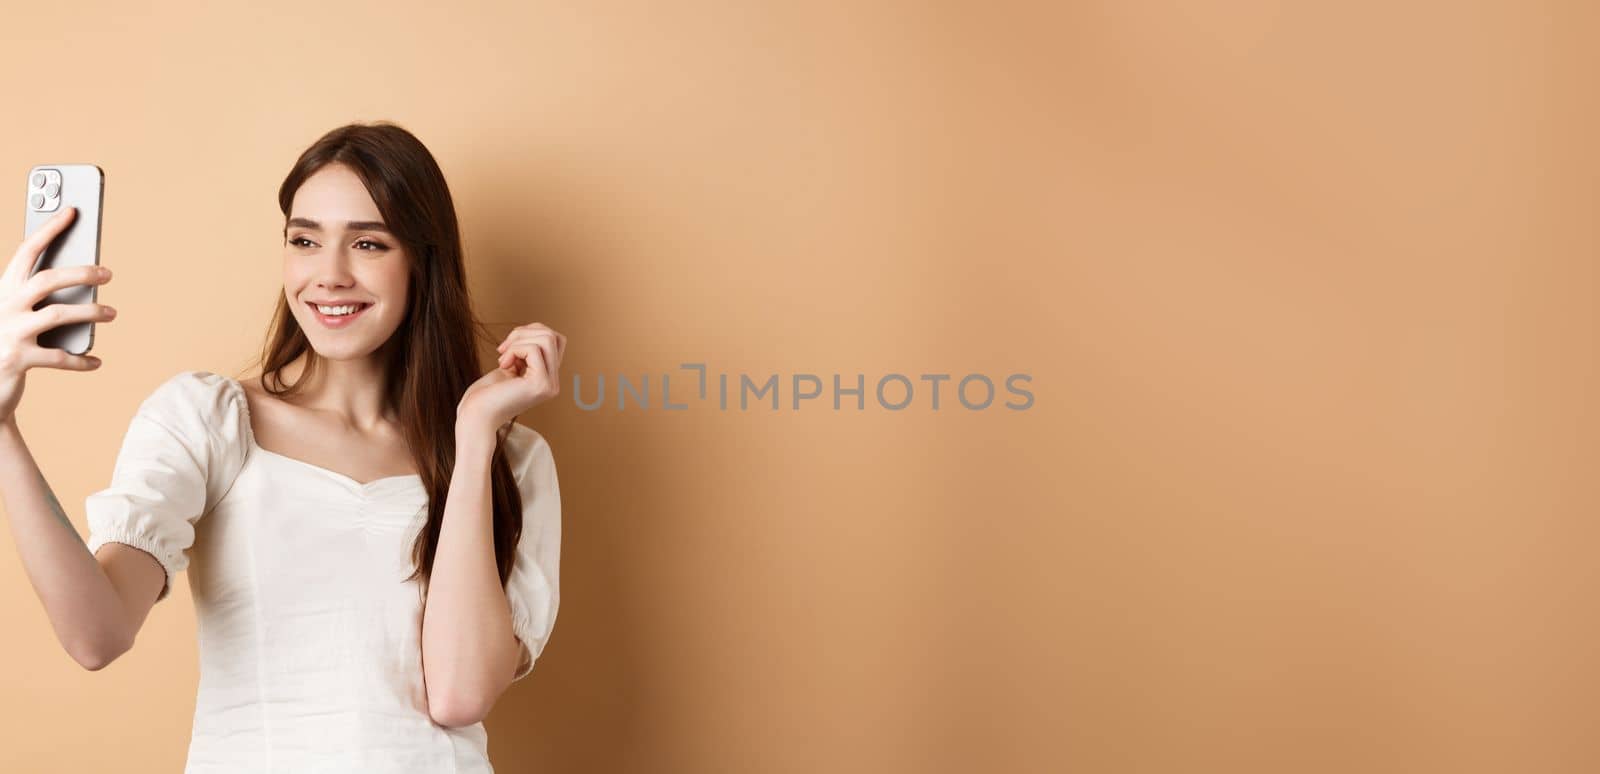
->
[23, 164, 105, 355]
[0, 165, 113, 425]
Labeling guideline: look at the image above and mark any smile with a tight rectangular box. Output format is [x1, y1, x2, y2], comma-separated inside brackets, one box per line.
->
[310, 302, 372, 329]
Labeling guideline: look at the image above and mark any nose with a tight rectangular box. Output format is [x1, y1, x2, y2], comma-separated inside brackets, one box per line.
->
[310, 244, 358, 291]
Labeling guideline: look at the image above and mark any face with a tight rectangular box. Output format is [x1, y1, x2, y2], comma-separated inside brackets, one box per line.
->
[282, 163, 410, 361]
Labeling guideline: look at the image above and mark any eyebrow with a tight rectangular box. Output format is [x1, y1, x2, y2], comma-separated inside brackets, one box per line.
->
[286, 217, 391, 234]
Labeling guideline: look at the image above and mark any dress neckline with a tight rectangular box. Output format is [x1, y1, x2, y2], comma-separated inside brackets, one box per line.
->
[217, 374, 425, 494]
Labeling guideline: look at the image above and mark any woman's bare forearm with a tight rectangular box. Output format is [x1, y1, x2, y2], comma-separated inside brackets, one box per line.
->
[0, 415, 134, 668]
[419, 422, 521, 727]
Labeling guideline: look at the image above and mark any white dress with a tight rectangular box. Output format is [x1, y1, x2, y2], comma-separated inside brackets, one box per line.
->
[82, 370, 562, 773]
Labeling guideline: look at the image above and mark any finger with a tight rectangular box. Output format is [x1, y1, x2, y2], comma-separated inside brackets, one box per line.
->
[531, 338, 556, 384]
[498, 335, 537, 363]
[499, 322, 554, 350]
[503, 329, 559, 350]
[500, 349, 531, 377]
[505, 338, 556, 385]
[20, 264, 110, 310]
[496, 324, 533, 352]
[545, 331, 564, 368]
[22, 302, 117, 338]
[549, 343, 561, 391]
[4, 207, 77, 286]
[23, 346, 101, 371]
[503, 332, 560, 374]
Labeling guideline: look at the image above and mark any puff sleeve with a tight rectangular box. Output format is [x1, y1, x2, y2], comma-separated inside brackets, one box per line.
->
[84, 370, 250, 604]
[502, 422, 562, 682]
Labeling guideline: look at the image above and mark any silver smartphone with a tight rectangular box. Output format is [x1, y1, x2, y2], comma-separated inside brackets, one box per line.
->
[23, 164, 104, 356]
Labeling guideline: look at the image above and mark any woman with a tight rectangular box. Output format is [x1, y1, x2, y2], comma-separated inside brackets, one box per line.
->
[0, 122, 565, 772]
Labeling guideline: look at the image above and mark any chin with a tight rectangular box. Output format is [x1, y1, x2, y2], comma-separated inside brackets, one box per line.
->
[307, 339, 385, 359]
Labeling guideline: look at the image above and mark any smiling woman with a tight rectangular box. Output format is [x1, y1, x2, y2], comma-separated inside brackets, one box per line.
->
[0, 121, 566, 774]
[260, 123, 542, 595]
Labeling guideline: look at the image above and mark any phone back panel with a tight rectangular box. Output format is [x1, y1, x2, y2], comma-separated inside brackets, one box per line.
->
[23, 164, 103, 356]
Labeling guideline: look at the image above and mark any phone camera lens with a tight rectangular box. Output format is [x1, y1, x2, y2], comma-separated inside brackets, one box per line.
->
[30, 173, 46, 189]
[43, 182, 60, 198]
[29, 193, 44, 209]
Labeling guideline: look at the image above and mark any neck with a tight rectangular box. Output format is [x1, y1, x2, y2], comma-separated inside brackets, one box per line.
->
[280, 351, 393, 432]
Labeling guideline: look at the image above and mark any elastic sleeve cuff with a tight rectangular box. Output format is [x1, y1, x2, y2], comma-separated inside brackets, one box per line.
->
[508, 589, 555, 681]
[87, 531, 178, 603]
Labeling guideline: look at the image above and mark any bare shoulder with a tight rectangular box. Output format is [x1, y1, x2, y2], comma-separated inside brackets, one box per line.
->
[237, 374, 266, 401]
[236, 375, 289, 418]
[234, 375, 293, 445]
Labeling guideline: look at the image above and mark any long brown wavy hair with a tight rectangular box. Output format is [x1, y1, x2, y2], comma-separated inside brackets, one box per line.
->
[252, 121, 523, 593]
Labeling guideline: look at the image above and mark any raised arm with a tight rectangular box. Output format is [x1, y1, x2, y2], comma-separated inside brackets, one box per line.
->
[0, 418, 159, 669]
[0, 206, 138, 669]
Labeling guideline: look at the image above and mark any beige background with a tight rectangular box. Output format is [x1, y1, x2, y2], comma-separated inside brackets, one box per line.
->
[0, 1, 1594, 772]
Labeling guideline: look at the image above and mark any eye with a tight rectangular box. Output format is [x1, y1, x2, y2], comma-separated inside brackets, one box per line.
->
[288, 235, 316, 248]
[355, 239, 390, 252]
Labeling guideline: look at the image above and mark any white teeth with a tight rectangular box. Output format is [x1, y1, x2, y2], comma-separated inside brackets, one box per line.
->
[314, 304, 363, 316]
